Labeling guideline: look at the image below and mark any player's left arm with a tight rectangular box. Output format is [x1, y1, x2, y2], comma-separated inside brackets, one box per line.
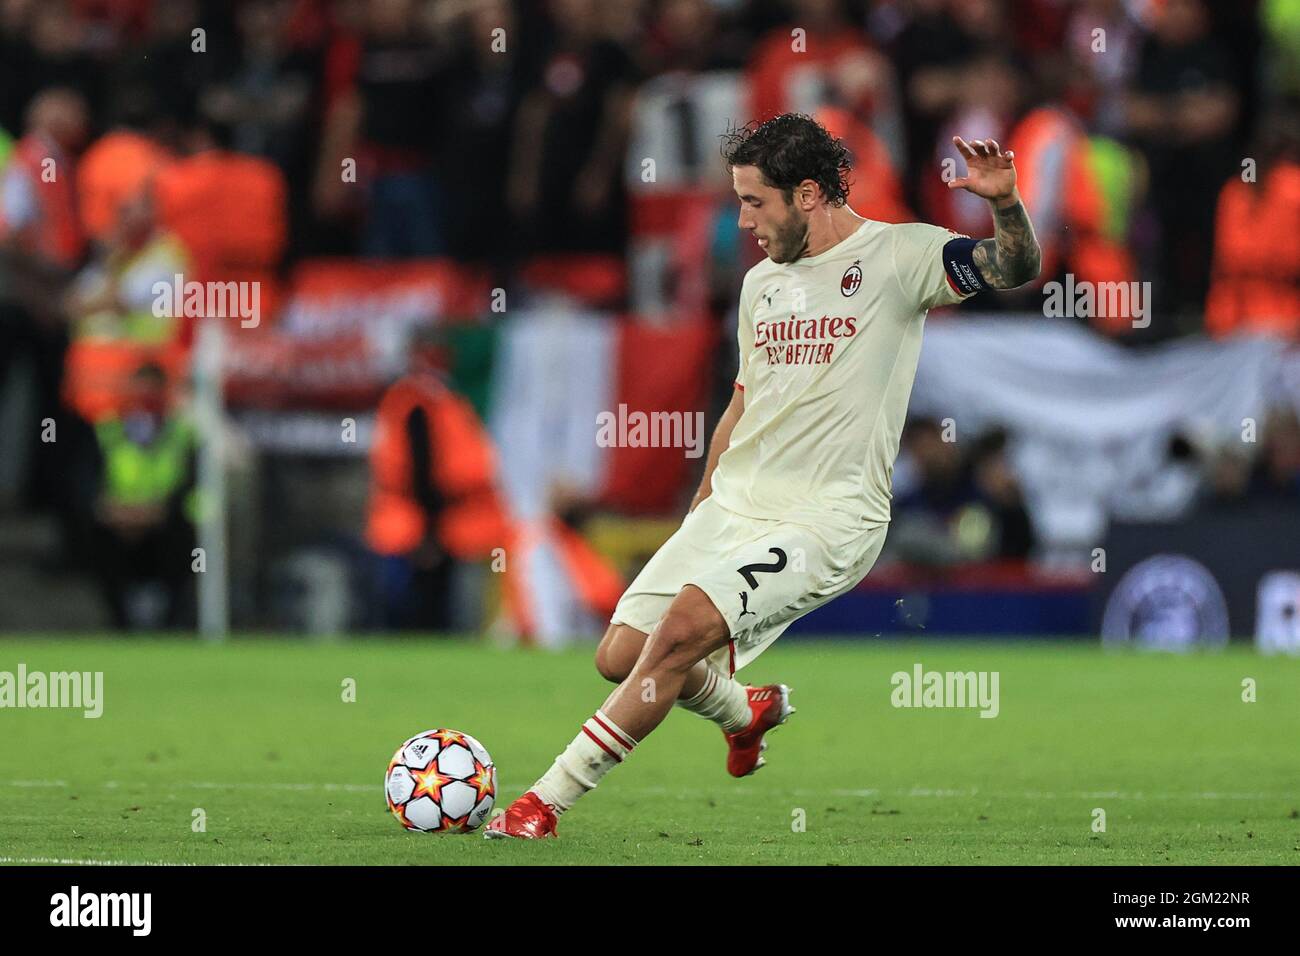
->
[948, 136, 1042, 289]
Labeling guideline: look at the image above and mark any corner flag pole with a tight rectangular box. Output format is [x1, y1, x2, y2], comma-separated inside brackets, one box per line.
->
[194, 313, 229, 641]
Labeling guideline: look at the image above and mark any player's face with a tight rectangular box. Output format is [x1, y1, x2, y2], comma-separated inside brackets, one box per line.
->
[732, 165, 809, 264]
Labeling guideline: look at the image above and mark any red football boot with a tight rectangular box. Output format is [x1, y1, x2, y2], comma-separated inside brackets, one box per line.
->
[483, 791, 559, 840]
[724, 684, 795, 777]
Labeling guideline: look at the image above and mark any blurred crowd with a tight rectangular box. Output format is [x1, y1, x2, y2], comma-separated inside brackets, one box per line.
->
[1, 0, 1299, 627]
[2, 0, 1297, 323]
[888, 408, 1300, 571]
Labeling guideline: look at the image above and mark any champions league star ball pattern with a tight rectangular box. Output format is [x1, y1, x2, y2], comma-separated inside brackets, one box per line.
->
[385, 729, 496, 833]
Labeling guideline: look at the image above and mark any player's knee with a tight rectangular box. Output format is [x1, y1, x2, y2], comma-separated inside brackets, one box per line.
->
[644, 594, 727, 674]
[594, 642, 630, 683]
[594, 625, 642, 683]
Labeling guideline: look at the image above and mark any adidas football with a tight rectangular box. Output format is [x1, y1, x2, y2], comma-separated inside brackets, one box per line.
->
[385, 729, 497, 833]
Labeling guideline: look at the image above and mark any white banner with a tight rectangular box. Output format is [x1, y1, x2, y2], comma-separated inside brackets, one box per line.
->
[488, 305, 617, 521]
[909, 318, 1299, 556]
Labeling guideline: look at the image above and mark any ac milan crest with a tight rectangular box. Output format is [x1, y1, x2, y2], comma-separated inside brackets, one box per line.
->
[841, 262, 862, 296]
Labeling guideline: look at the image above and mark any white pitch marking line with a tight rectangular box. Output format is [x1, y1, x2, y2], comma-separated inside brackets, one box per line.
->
[3, 780, 68, 788]
[817, 788, 1292, 801]
[4, 780, 1294, 801]
[188, 781, 376, 793]
[4, 779, 375, 793]
[0, 856, 200, 867]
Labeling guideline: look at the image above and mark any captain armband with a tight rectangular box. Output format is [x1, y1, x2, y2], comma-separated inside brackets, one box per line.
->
[941, 237, 989, 296]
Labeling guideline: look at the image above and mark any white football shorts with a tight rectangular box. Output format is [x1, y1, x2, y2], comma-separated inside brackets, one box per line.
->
[610, 496, 887, 676]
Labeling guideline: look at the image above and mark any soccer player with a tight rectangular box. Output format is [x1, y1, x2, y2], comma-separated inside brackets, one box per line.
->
[486, 113, 1041, 839]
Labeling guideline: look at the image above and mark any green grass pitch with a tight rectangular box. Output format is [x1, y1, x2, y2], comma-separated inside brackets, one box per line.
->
[0, 637, 1296, 865]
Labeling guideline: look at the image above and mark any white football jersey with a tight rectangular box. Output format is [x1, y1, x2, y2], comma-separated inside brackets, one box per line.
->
[709, 217, 973, 533]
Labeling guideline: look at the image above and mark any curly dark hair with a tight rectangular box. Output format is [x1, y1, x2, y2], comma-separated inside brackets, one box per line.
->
[720, 113, 853, 206]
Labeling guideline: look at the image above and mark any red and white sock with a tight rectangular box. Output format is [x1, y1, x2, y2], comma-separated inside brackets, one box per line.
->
[677, 664, 751, 733]
[530, 710, 636, 815]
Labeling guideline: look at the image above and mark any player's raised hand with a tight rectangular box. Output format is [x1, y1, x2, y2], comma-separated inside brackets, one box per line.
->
[948, 136, 1018, 204]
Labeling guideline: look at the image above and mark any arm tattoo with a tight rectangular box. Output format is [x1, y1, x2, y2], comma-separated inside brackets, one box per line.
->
[972, 200, 1042, 289]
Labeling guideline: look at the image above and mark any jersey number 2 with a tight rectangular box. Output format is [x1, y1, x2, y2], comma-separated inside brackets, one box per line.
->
[737, 548, 788, 589]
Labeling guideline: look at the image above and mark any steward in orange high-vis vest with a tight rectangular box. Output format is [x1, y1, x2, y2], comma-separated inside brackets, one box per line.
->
[1206, 158, 1300, 339]
[366, 354, 515, 632]
[366, 371, 512, 563]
